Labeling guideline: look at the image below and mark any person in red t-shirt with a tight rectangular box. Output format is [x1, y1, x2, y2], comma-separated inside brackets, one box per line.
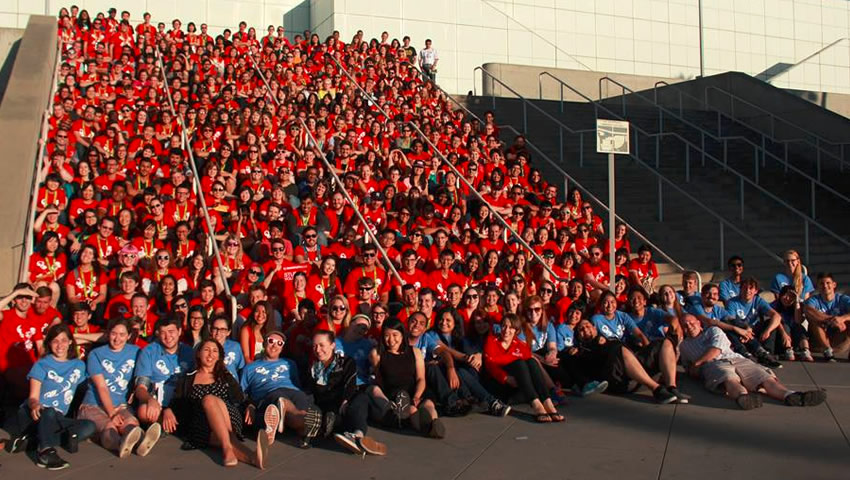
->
[628, 245, 660, 293]
[578, 245, 611, 301]
[0, 284, 42, 399]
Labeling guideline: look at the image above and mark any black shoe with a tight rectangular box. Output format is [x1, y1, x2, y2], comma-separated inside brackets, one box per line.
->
[488, 399, 512, 417]
[8, 434, 30, 454]
[667, 387, 691, 404]
[736, 393, 763, 410]
[652, 386, 677, 404]
[302, 408, 322, 440]
[757, 352, 782, 369]
[785, 389, 827, 407]
[36, 448, 70, 471]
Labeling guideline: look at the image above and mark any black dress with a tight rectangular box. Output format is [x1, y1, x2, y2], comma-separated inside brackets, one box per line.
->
[379, 347, 417, 399]
[170, 371, 247, 448]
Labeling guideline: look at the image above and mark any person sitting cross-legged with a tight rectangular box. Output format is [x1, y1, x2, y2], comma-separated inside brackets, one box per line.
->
[678, 314, 826, 410]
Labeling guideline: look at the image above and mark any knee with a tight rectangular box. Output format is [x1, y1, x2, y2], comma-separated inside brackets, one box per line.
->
[202, 394, 221, 409]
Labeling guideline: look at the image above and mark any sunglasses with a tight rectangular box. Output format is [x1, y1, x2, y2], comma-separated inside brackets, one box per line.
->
[249, 269, 262, 275]
[359, 286, 374, 291]
[528, 307, 542, 312]
[304, 234, 317, 239]
[226, 242, 239, 247]
[266, 338, 284, 347]
[466, 294, 479, 300]
[212, 188, 224, 192]
[271, 247, 285, 252]
[541, 288, 554, 294]
[331, 305, 347, 312]
[156, 255, 170, 261]
[363, 252, 377, 258]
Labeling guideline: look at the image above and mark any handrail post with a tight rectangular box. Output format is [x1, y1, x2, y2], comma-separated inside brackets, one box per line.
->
[657, 178, 663, 221]
[579, 132, 584, 167]
[723, 139, 728, 169]
[717, 111, 721, 135]
[784, 143, 789, 173]
[740, 177, 745, 220]
[811, 179, 816, 218]
[816, 137, 822, 181]
[804, 220, 810, 265]
[621, 87, 626, 117]
[560, 84, 564, 113]
[655, 136, 660, 168]
[523, 101, 527, 134]
[559, 127, 563, 166]
[685, 145, 690, 182]
[754, 144, 759, 184]
[538, 74, 542, 101]
[719, 222, 725, 270]
[701, 131, 706, 166]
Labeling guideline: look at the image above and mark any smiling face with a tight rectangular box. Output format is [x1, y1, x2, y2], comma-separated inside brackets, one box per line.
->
[312, 332, 335, 363]
[197, 341, 220, 369]
[49, 331, 72, 360]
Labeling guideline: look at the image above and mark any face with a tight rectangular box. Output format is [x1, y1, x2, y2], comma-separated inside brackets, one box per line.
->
[438, 312, 455, 334]
[682, 315, 702, 338]
[312, 333, 335, 362]
[189, 311, 205, 331]
[158, 324, 181, 350]
[33, 296, 50, 314]
[602, 295, 617, 315]
[661, 287, 676, 305]
[577, 319, 597, 341]
[50, 332, 72, 359]
[330, 301, 347, 320]
[499, 320, 517, 342]
[784, 254, 800, 271]
[818, 277, 836, 295]
[702, 287, 719, 306]
[409, 314, 427, 337]
[265, 334, 285, 359]
[526, 302, 543, 324]
[383, 328, 403, 352]
[210, 319, 230, 344]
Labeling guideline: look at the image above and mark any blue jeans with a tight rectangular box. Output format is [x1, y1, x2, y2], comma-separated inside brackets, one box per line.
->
[17, 406, 95, 451]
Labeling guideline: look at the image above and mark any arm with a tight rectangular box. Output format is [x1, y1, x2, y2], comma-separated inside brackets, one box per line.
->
[434, 343, 459, 390]
[91, 374, 124, 425]
[412, 347, 426, 407]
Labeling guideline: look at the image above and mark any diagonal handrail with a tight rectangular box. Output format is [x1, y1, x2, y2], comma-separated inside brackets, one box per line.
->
[156, 47, 236, 317]
[416, 67, 685, 273]
[328, 55, 569, 284]
[475, 66, 836, 264]
[595, 75, 850, 234]
[21, 44, 62, 282]
[241, 51, 405, 288]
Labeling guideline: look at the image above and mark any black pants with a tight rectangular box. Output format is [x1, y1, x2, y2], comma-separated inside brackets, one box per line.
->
[340, 389, 371, 435]
[560, 341, 630, 393]
[426, 363, 496, 408]
[502, 359, 550, 404]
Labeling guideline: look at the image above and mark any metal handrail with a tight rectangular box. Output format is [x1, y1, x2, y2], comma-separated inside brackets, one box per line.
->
[480, 0, 592, 72]
[652, 79, 849, 170]
[20, 45, 62, 282]
[596, 75, 850, 240]
[474, 67, 810, 265]
[767, 37, 850, 85]
[704, 85, 850, 167]
[241, 52, 405, 288]
[156, 47, 236, 318]
[331, 55, 568, 284]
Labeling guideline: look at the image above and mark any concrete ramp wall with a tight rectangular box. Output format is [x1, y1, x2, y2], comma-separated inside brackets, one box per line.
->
[0, 16, 56, 293]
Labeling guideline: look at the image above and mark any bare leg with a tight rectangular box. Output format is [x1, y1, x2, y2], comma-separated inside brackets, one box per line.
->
[529, 398, 547, 415]
[280, 400, 307, 435]
[100, 427, 121, 451]
[760, 377, 792, 402]
[808, 323, 831, 350]
[542, 398, 559, 414]
[722, 378, 748, 400]
[622, 347, 660, 390]
[420, 399, 438, 421]
[658, 339, 678, 388]
[202, 395, 235, 465]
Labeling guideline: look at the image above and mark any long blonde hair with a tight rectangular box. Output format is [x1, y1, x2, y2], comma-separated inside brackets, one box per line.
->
[783, 249, 804, 297]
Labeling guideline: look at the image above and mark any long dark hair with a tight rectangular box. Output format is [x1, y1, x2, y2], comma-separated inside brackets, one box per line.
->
[434, 306, 464, 343]
[195, 339, 229, 381]
[380, 318, 409, 354]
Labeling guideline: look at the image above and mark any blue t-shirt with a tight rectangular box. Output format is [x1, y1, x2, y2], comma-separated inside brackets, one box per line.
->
[770, 300, 796, 331]
[517, 323, 557, 352]
[770, 273, 814, 297]
[718, 278, 741, 302]
[28, 356, 87, 415]
[686, 302, 729, 323]
[240, 357, 301, 402]
[591, 311, 638, 341]
[804, 293, 850, 316]
[676, 290, 701, 308]
[554, 323, 575, 352]
[630, 307, 669, 341]
[413, 333, 439, 359]
[135, 341, 194, 407]
[222, 339, 246, 379]
[725, 295, 773, 327]
[83, 343, 140, 407]
[335, 337, 375, 386]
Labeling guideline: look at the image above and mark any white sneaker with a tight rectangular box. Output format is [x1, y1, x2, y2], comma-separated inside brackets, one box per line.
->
[136, 423, 161, 457]
[118, 426, 143, 459]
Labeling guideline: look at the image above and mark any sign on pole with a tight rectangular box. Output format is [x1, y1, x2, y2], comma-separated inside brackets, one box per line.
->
[596, 119, 630, 293]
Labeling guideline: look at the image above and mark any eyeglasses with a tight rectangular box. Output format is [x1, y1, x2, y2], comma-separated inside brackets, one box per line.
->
[156, 255, 170, 261]
[331, 305, 347, 312]
[304, 234, 317, 239]
[511, 279, 525, 284]
[226, 242, 239, 247]
[266, 338, 284, 347]
[151, 203, 162, 208]
[359, 286, 374, 291]
[528, 307, 542, 312]
[466, 294, 479, 300]
[212, 188, 225, 192]
[583, 206, 592, 210]
[541, 288, 554, 294]
[210, 327, 229, 333]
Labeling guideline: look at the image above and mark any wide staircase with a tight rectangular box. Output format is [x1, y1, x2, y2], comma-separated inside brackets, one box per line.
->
[458, 73, 850, 288]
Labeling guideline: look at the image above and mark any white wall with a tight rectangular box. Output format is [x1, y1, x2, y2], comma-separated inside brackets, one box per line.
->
[2, 1, 848, 95]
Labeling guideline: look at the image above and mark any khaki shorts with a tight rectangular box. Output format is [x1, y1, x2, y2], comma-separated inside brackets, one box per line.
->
[78, 404, 139, 435]
[701, 357, 775, 392]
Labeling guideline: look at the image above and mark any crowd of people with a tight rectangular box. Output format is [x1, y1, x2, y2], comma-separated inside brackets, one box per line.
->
[0, 5, 845, 471]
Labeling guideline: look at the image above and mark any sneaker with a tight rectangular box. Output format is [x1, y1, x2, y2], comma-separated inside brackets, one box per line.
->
[784, 389, 827, 407]
[780, 348, 796, 361]
[580, 380, 609, 397]
[118, 426, 143, 459]
[36, 447, 70, 471]
[799, 349, 814, 362]
[667, 386, 691, 404]
[488, 399, 511, 417]
[757, 352, 783, 369]
[263, 404, 281, 443]
[334, 432, 362, 454]
[429, 418, 446, 439]
[823, 348, 836, 363]
[652, 385, 678, 404]
[357, 435, 387, 456]
[736, 393, 763, 410]
[302, 408, 322, 442]
[8, 434, 30, 454]
[136, 422, 161, 457]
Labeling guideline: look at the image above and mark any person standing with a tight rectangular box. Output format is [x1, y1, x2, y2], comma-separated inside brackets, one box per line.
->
[418, 39, 438, 82]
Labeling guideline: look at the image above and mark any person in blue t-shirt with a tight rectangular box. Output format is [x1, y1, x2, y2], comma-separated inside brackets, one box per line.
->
[133, 315, 195, 433]
[803, 272, 850, 362]
[724, 278, 785, 365]
[209, 314, 245, 379]
[335, 314, 376, 386]
[627, 289, 678, 342]
[718, 256, 745, 303]
[79, 318, 160, 459]
[240, 330, 322, 448]
[686, 283, 749, 346]
[676, 271, 702, 308]
[770, 249, 814, 301]
[770, 285, 813, 362]
[10, 324, 95, 471]
[591, 291, 646, 345]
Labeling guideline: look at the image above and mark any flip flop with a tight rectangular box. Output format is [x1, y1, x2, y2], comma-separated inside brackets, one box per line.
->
[535, 413, 552, 423]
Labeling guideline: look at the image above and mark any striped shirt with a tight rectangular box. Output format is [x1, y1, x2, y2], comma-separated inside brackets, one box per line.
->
[679, 326, 743, 366]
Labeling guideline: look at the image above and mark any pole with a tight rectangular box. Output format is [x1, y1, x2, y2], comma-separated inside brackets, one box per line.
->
[608, 152, 616, 292]
[698, 0, 705, 78]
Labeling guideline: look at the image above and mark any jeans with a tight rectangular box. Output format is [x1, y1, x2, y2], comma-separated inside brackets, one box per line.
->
[426, 363, 496, 407]
[342, 390, 370, 435]
[17, 406, 96, 451]
[502, 359, 550, 404]
[726, 320, 777, 355]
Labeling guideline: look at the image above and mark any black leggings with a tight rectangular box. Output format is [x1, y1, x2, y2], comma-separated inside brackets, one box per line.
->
[503, 359, 550, 404]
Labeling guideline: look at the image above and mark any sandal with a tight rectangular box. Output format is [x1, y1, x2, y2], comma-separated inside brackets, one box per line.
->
[535, 413, 552, 423]
[548, 413, 565, 423]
